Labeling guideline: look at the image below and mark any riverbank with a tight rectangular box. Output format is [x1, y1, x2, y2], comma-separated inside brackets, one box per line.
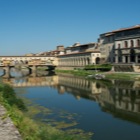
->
[55, 69, 140, 80]
[0, 83, 93, 140]
[0, 105, 22, 140]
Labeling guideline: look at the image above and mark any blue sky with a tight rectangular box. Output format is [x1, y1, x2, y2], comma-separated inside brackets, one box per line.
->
[0, 0, 140, 55]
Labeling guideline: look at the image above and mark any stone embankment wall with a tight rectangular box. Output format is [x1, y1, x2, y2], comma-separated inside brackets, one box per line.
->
[112, 64, 140, 72]
[0, 105, 22, 140]
[133, 65, 140, 72]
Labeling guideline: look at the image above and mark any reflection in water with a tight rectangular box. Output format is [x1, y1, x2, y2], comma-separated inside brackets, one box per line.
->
[57, 74, 140, 124]
[1, 68, 56, 87]
[1, 70, 140, 140]
[99, 80, 140, 124]
[0, 67, 55, 78]
[3, 71, 140, 124]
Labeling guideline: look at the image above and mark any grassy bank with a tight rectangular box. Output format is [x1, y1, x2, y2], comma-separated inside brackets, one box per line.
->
[56, 69, 92, 76]
[0, 83, 93, 140]
[55, 69, 140, 80]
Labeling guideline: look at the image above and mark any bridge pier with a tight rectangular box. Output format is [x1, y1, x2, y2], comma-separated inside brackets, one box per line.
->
[0, 64, 56, 78]
[29, 65, 37, 77]
[2, 66, 11, 78]
[32, 65, 37, 72]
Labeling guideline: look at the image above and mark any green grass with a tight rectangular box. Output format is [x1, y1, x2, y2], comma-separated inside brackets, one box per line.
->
[56, 69, 95, 76]
[104, 72, 140, 80]
[55, 69, 140, 80]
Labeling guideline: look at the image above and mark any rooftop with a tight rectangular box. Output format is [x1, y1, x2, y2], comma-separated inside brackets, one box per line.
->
[58, 50, 100, 57]
[101, 24, 140, 36]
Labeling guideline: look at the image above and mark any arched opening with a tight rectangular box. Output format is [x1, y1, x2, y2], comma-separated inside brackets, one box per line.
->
[130, 49, 135, 62]
[95, 57, 100, 64]
[83, 58, 86, 66]
[81, 58, 84, 66]
[11, 60, 15, 65]
[25, 60, 28, 64]
[87, 58, 90, 65]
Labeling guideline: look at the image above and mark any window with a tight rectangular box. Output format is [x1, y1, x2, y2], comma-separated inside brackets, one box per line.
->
[137, 39, 140, 47]
[108, 37, 110, 42]
[124, 41, 128, 48]
[118, 43, 121, 49]
[130, 40, 134, 47]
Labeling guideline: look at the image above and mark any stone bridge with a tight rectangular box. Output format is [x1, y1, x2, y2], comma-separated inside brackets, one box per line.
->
[0, 56, 57, 78]
[0, 64, 56, 78]
[0, 56, 58, 66]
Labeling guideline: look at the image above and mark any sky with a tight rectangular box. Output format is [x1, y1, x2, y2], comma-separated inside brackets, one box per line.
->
[0, 0, 140, 55]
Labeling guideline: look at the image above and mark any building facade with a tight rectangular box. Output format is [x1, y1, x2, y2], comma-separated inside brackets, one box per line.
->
[98, 31, 115, 63]
[57, 42, 100, 69]
[98, 25, 140, 64]
[114, 25, 140, 64]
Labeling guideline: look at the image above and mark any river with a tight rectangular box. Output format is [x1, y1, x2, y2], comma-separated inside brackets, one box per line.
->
[0, 68, 140, 140]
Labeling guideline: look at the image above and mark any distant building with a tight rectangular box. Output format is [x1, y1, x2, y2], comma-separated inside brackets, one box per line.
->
[98, 24, 140, 64]
[57, 42, 100, 69]
[25, 53, 35, 56]
[65, 42, 98, 54]
[24, 24, 140, 70]
[57, 45, 64, 51]
[35, 45, 65, 56]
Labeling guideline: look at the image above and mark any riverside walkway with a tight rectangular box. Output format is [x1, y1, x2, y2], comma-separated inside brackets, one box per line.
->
[0, 105, 22, 140]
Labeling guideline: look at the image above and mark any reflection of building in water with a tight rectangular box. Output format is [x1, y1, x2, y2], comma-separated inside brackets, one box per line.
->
[2, 73, 140, 124]
[98, 80, 140, 123]
[114, 80, 140, 113]
[57, 74, 101, 95]
[56, 74, 102, 100]
[2, 75, 59, 87]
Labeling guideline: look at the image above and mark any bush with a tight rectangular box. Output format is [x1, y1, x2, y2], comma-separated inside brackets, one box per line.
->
[84, 64, 112, 71]
[1, 84, 27, 111]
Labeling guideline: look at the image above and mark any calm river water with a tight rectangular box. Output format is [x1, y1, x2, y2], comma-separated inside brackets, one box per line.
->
[1, 68, 140, 140]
